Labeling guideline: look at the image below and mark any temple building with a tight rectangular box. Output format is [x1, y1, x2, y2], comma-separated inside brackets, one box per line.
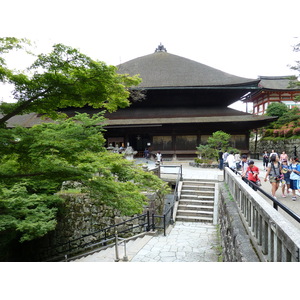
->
[243, 76, 300, 115]
[5, 44, 276, 159]
[101, 44, 275, 159]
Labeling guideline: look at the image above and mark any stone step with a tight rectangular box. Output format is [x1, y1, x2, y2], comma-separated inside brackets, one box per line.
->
[181, 190, 215, 196]
[175, 215, 213, 223]
[177, 204, 214, 211]
[180, 194, 214, 200]
[177, 179, 215, 223]
[177, 209, 213, 217]
[183, 181, 215, 187]
[179, 199, 214, 206]
[182, 185, 215, 191]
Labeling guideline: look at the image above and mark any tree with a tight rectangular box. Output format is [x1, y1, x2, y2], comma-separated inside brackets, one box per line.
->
[0, 113, 169, 257]
[290, 41, 300, 101]
[265, 102, 289, 118]
[207, 130, 231, 151]
[196, 130, 239, 161]
[0, 38, 141, 126]
[0, 38, 168, 260]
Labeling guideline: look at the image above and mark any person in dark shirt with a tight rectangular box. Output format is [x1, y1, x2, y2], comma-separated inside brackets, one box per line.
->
[218, 149, 223, 170]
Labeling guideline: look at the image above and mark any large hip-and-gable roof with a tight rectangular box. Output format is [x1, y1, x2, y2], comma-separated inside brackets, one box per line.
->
[117, 51, 259, 88]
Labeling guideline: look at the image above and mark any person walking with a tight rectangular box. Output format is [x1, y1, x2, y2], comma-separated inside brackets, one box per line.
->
[218, 149, 224, 170]
[269, 149, 278, 162]
[280, 151, 288, 163]
[246, 160, 260, 191]
[281, 159, 290, 198]
[156, 151, 162, 165]
[288, 156, 300, 201]
[240, 154, 249, 182]
[144, 148, 150, 159]
[262, 150, 269, 171]
[264, 155, 281, 199]
[234, 152, 241, 170]
[225, 151, 236, 169]
[222, 150, 229, 167]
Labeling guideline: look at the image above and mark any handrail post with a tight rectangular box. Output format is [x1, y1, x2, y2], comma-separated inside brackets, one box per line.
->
[163, 214, 166, 236]
[114, 231, 120, 262]
[123, 241, 128, 262]
[180, 165, 183, 181]
[146, 210, 150, 231]
[170, 206, 174, 224]
[152, 213, 155, 230]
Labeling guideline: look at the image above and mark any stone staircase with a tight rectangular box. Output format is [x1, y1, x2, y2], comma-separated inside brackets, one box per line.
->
[176, 179, 216, 223]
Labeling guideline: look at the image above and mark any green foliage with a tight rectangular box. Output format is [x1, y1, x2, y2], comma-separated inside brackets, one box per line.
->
[262, 106, 300, 138]
[0, 113, 169, 247]
[0, 183, 63, 243]
[86, 152, 170, 216]
[196, 144, 217, 161]
[207, 131, 231, 150]
[265, 102, 288, 118]
[196, 131, 237, 161]
[0, 40, 141, 125]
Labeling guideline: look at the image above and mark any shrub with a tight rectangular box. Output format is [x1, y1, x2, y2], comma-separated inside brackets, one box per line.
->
[273, 129, 280, 137]
[284, 128, 293, 138]
[263, 129, 273, 137]
[194, 158, 203, 164]
[279, 129, 285, 137]
[293, 127, 300, 136]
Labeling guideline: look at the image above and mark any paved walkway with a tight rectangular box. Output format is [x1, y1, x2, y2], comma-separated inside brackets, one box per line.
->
[130, 222, 220, 262]
[133, 159, 221, 262]
[130, 158, 300, 262]
[74, 158, 300, 262]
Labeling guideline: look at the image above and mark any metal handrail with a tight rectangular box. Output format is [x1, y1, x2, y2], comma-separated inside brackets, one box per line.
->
[43, 212, 150, 261]
[228, 167, 300, 223]
[45, 166, 184, 261]
[151, 165, 183, 235]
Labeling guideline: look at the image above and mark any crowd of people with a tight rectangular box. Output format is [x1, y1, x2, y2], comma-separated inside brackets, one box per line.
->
[219, 149, 300, 201]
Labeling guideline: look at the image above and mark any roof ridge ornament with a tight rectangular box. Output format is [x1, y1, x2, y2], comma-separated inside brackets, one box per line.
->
[155, 43, 167, 53]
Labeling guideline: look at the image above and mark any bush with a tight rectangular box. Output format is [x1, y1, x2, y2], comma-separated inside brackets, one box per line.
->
[194, 158, 203, 164]
[263, 129, 273, 137]
[273, 129, 280, 137]
[279, 129, 285, 137]
[284, 128, 293, 138]
[293, 127, 300, 136]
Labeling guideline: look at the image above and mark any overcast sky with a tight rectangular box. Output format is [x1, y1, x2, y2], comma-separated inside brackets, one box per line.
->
[1, 0, 300, 110]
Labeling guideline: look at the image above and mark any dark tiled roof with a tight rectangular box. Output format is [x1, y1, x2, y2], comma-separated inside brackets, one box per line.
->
[105, 107, 276, 126]
[3, 107, 276, 128]
[258, 76, 300, 90]
[117, 51, 259, 88]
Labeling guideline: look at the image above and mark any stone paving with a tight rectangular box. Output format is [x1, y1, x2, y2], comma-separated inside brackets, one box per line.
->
[130, 222, 220, 262]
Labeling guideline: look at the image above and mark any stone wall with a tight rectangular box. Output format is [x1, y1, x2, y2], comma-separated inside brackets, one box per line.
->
[218, 183, 260, 262]
[250, 139, 300, 158]
[18, 191, 163, 261]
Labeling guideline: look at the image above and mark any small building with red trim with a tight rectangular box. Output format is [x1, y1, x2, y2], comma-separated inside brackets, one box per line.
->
[244, 76, 300, 115]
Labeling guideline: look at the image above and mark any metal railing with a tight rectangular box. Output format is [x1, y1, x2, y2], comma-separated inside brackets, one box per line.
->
[229, 167, 300, 223]
[44, 212, 151, 261]
[225, 167, 300, 261]
[158, 164, 183, 181]
[43, 166, 183, 261]
[150, 165, 182, 235]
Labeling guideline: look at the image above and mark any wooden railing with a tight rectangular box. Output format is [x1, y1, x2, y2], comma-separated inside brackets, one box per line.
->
[224, 167, 300, 262]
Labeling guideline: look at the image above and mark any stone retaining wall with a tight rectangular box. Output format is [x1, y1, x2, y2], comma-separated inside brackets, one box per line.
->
[218, 183, 260, 262]
[250, 139, 300, 158]
[18, 191, 163, 261]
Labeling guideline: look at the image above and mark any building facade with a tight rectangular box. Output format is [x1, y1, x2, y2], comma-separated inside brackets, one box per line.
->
[102, 45, 275, 158]
[245, 76, 300, 115]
